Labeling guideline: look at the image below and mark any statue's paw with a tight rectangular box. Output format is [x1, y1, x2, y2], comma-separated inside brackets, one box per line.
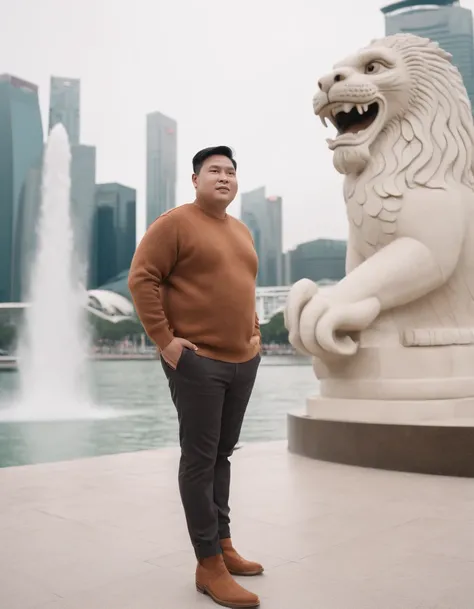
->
[315, 297, 381, 356]
[284, 279, 318, 355]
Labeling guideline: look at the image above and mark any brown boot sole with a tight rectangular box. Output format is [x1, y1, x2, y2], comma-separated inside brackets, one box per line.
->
[196, 582, 260, 608]
[227, 567, 264, 577]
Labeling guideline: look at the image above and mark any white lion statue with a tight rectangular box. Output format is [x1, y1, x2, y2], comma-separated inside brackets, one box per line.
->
[285, 33, 474, 401]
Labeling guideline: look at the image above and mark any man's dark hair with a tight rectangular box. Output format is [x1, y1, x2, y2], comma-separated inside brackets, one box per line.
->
[192, 146, 237, 174]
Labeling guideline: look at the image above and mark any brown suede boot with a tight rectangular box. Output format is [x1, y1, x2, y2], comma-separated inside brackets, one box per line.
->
[221, 538, 264, 577]
[196, 554, 260, 608]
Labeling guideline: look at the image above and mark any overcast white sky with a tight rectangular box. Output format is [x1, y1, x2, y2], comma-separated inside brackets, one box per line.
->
[3, 0, 474, 250]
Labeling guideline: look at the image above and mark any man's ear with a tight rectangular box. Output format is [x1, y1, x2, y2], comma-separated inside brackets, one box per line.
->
[192, 173, 198, 188]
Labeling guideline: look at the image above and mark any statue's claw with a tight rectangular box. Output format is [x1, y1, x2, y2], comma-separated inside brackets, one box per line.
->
[315, 297, 381, 356]
[284, 279, 318, 356]
[286, 279, 381, 360]
[299, 293, 330, 355]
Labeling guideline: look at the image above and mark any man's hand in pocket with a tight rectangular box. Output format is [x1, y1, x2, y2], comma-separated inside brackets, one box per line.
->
[161, 338, 198, 369]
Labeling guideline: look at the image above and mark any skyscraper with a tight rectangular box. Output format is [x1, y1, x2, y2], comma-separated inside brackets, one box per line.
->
[70, 144, 96, 287]
[49, 76, 80, 145]
[241, 187, 283, 287]
[287, 239, 347, 284]
[91, 183, 136, 288]
[20, 163, 43, 299]
[382, 0, 474, 109]
[47, 76, 96, 287]
[0, 74, 44, 302]
[146, 111, 177, 226]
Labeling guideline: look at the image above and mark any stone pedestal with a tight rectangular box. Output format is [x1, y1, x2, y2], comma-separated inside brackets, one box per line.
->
[288, 396, 474, 477]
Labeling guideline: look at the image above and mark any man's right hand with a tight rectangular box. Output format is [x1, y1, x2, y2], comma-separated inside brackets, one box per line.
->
[161, 337, 198, 370]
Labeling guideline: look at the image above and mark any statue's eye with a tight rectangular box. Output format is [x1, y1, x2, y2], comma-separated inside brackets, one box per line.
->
[365, 62, 382, 74]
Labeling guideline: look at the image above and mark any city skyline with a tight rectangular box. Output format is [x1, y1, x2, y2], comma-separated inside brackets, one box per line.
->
[3, 0, 474, 253]
[0, 69, 366, 300]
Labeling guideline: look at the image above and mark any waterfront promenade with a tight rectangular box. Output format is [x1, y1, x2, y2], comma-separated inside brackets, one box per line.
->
[1, 441, 472, 608]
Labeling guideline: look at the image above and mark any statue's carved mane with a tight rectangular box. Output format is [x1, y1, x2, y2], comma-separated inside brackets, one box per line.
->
[347, 34, 474, 205]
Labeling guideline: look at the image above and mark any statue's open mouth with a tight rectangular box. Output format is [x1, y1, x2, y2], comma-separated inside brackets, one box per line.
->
[317, 99, 384, 150]
[334, 102, 379, 135]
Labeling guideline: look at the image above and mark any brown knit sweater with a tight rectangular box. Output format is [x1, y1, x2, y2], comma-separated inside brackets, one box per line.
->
[128, 203, 261, 363]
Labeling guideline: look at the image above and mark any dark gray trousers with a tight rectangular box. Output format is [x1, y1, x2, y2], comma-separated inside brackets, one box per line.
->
[161, 349, 260, 559]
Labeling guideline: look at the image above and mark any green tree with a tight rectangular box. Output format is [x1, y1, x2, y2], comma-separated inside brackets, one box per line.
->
[0, 323, 17, 352]
[260, 311, 289, 344]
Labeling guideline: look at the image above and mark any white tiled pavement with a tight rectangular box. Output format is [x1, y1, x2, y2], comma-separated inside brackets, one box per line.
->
[1, 441, 473, 609]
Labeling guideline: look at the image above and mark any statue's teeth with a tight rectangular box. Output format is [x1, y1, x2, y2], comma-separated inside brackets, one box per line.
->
[320, 115, 328, 128]
[343, 103, 353, 113]
[356, 104, 364, 114]
[362, 104, 369, 112]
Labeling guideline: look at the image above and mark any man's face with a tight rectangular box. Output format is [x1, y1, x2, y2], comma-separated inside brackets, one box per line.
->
[192, 155, 238, 206]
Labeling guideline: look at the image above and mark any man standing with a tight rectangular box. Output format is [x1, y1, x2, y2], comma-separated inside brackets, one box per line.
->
[128, 146, 263, 608]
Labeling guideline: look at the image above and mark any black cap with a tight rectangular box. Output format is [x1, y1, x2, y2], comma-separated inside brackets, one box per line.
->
[192, 146, 237, 174]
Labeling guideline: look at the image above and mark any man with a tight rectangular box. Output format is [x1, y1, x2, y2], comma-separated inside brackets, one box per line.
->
[128, 146, 263, 608]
